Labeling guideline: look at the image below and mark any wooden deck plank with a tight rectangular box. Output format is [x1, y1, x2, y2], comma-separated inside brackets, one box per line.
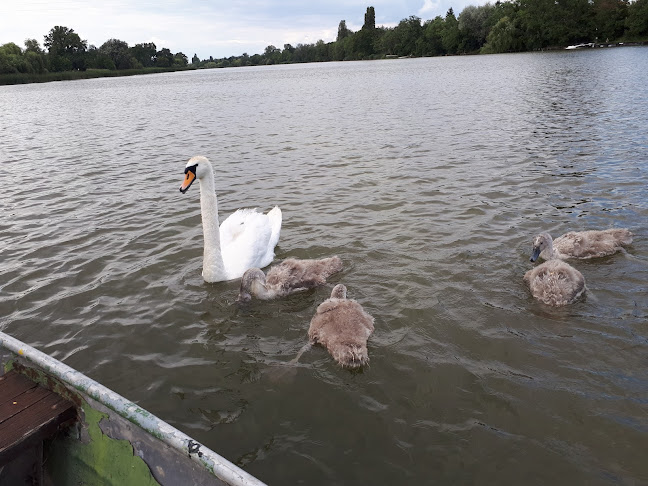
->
[0, 386, 52, 424]
[0, 371, 77, 465]
[0, 392, 75, 448]
[0, 371, 37, 407]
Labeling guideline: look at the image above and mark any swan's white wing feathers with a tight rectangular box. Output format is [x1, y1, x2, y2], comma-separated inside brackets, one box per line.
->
[267, 206, 282, 249]
[220, 208, 276, 279]
[219, 208, 256, 248]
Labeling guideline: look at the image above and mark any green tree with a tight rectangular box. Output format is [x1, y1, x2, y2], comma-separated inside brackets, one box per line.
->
[174, 52, 188, 67]
[84, 45, 113, 70]
[314, 39, 331, 61]
[100, 38, 136, 69]
[392, 16, 424, 56]
[518, 0, 559, 48]
[0, 43, 25, 73]
[337, 20, 352, 41]
[377, 27, 398, 55]
[481, 15, 525, 52]
[352, 28, 377, 58]
[25, 51, 46, 73]
[333, 35, 352, 60]
[421, 16, 447, 56]
[44, 26, 86, 56]
[23, 39, 47, 73]
[486, 0, 520, 30]
[563, 0, 597, 44]
[364, 6, 376, 30]
[263, 45, 281, 64]
[293, 43, 318, 62]
[155, 48, 174, 67]
[24, 38, 43, 53]
[350, 6, 379, 58]
[518, 0, 594, 49]
[625, 0, 648, 38]
[442, 8, 461, 54]
[458, 4, 495, 52]
[49, 56, 72, 71]
[43, 26, 87, 71]
[282, 44, 296, 62]
[191, 53, 200, 64]
[591, 0, 629, 41]
[131, 43, 157, 67]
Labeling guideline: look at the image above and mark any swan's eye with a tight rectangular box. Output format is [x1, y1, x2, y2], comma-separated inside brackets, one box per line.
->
[185, 164, 197, 175]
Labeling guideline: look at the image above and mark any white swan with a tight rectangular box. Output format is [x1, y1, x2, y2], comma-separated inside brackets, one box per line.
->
[530, 229, 632, 262]
[179, 156, 282, 283]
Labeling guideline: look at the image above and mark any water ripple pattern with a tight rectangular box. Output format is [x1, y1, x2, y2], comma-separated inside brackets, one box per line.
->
[1, 49, 647, 485]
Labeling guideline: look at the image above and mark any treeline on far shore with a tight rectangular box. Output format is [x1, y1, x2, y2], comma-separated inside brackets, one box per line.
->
[196, 0, 648, 68]
[0, 66, 194, 86]
[0, 26, 191, 85]
[2, 0, 648, 85]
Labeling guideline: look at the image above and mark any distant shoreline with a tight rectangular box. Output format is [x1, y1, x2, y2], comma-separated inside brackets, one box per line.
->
[0, 66, 196, 86]
[2, 43, 646, 87]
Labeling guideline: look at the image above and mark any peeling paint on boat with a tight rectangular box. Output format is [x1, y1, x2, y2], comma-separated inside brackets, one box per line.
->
[46, 401, 162, 485]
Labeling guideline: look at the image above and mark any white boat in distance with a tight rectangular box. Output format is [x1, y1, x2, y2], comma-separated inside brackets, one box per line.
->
[566, 43, 595, 49]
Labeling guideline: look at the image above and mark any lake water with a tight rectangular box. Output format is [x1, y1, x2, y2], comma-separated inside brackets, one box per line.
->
[1, 48, 647, 485]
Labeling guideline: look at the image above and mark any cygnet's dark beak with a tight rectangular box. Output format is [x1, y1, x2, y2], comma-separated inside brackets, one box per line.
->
[236, 291, 251, 303]
[530, 246, 541, 262]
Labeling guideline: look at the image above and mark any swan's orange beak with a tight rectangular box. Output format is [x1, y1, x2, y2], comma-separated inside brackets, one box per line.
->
[179, 170, 196, 194]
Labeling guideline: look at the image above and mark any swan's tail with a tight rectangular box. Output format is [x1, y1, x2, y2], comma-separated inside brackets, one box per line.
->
[267, 206, 282, 249]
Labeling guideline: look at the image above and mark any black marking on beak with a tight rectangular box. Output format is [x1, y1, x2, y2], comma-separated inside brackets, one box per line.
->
[530, 246, 541, 262]
[179, 165, 197, 194]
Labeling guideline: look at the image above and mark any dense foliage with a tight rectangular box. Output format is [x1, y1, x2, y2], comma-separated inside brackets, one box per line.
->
[1, 0, 646, 80]
[191, 0, 648, 67]
[0, 26, 188, 77]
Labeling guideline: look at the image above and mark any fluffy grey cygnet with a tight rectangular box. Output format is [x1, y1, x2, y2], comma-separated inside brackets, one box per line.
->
[523, 260, 586, 306]
[237, 256, 343, 302]
[530, 229, 632, 262]
[525, 234, 586, 306]
[307, 284, 375, 368]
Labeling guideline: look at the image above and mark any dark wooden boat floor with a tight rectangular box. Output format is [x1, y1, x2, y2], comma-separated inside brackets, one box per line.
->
[0, 370, 76, 466]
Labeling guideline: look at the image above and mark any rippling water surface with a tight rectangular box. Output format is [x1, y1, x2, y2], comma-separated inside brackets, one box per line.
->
[2, 49, 647, 485]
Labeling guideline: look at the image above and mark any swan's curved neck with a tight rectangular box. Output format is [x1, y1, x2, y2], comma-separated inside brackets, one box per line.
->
[198, 172, 226, 282]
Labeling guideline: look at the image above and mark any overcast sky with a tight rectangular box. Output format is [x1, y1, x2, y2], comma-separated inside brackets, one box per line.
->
[1, 1, 489, 60]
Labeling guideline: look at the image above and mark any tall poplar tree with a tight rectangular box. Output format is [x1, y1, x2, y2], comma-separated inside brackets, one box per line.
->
[364, 6, 376, 30]
[337, 20, 352, 41]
